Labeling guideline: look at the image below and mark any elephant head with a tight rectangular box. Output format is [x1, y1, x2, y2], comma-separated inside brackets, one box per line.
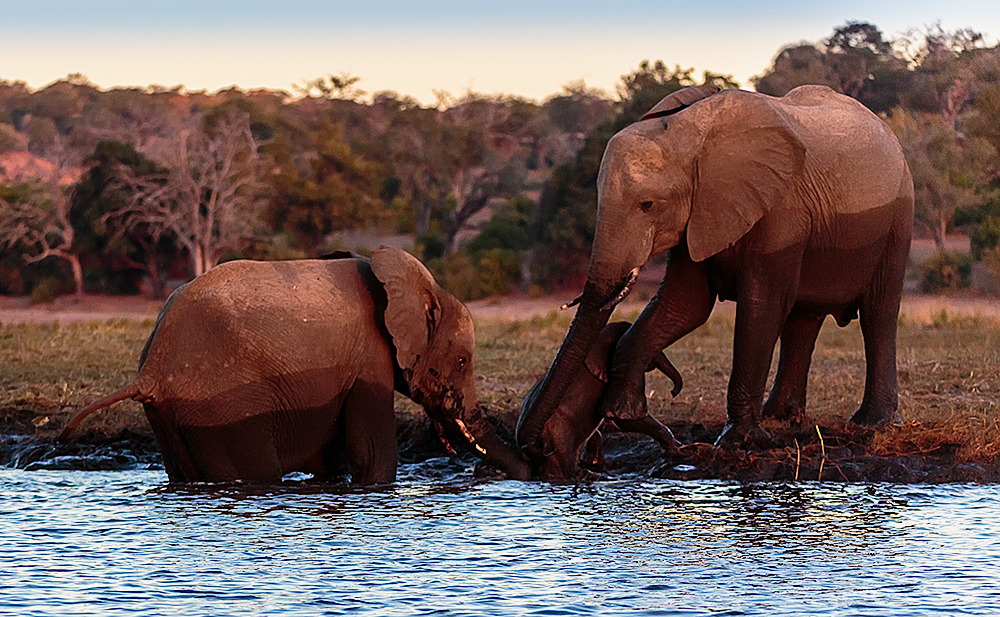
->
[526, 321, 683, 480]
[517, 86, 807, 457]
[371, 247, 531, 479]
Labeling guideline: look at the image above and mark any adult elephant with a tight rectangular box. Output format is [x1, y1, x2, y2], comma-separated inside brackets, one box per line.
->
[60, 248, 531, 484]
[518, 84, 914, 456]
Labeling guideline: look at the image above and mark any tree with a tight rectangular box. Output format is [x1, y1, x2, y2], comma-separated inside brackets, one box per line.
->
[115, 110, 265, 277]
[72, 140, 174, 298]
[901, 25, 992, 128]
[267, 119, 384, 256]
[753, 44, 833, 96]
[294, 73, 366, 101]
[883, 29, 1000, 251]
[754, 22, 909, 113]
[0, 178, 85, 300]
[824, 22, 898, 98]
[887, 111, 997, 248]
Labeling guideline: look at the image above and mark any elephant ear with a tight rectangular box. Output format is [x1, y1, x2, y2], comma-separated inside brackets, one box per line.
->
[641, 85, 721, 121]
[686, 99, 806, 262]
[370, 247, 440, 372]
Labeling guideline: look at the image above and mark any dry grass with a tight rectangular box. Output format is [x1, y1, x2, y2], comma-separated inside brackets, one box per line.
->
[473, 308, 1000, 463]
[0, 320, 151, 436]
[2, 308, 998, 463]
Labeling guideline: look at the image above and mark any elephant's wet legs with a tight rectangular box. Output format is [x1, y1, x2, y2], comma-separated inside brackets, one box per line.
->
[761, 312, 824, 424]
[343, 381, 398, 485]
[145, 403, 201, 482]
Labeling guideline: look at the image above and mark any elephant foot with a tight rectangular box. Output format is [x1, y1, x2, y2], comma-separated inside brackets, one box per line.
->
[761, 398, 806, 425]
[849, 404, 902, 427]
[714, 422, 775, 451]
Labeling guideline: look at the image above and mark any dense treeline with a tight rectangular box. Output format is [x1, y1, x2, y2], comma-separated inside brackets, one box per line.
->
[1, 22, 998, 302]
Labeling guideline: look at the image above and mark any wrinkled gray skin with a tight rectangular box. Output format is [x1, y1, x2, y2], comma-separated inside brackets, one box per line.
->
[529, 321, 682, 480]
[60, 248, 530, 484]
[518, 85, 914, 456]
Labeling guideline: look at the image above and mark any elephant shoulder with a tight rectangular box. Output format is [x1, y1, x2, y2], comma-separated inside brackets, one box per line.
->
[781, 85, 841, 104]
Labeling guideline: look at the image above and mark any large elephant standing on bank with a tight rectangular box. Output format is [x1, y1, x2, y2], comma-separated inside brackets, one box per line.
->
[517, 85, 914, 457]
[61, 248, 530, 484]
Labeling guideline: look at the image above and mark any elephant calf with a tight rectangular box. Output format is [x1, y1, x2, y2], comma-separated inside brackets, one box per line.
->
[60, 248, 530, 484]
[523, 321, 682, 480]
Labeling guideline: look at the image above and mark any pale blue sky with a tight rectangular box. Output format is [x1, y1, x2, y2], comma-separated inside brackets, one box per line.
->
[2, 1, 998, 103]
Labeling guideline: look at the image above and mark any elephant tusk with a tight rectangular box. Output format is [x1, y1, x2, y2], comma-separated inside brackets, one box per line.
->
[560, 294, 582, 311]
[454, 418, 488, 457]
[601, 267, 641, 312]
[433, 420, 458, 454]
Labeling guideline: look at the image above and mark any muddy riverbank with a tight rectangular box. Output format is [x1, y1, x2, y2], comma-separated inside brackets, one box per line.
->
[3, 407, 996, 483]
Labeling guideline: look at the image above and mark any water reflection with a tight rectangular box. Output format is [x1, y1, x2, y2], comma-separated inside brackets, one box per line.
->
[2, 468, 1000, 616]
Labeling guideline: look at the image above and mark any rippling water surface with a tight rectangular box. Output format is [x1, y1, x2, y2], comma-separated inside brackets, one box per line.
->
[2, 463, 999, 616]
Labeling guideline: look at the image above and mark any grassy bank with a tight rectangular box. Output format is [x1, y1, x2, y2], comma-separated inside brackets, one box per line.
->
[2, 311, 998, 464]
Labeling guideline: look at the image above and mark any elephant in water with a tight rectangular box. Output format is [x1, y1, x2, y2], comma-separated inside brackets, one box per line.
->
[525, 321, 682, 480]
[60, 248, 530, 484]
[518, 84, 914, 457]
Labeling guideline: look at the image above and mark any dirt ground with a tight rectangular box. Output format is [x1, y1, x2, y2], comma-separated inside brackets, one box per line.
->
[1, 290, 998, 326]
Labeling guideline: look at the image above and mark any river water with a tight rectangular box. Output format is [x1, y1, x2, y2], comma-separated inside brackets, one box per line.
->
[2, 463, 999, 616]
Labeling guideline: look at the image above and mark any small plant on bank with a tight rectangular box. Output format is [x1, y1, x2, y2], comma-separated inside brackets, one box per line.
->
[920, 251, 973, 293]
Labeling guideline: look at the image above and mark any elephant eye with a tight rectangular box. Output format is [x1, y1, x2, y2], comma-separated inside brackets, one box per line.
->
[640, 200, 654, 213]
[457, 356, 468, 370]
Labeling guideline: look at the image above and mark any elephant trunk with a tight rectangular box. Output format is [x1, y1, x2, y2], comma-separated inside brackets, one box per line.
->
[516, 288, 615, 460]
[517, 193, 651, 463]
[455, 405, 532, 480]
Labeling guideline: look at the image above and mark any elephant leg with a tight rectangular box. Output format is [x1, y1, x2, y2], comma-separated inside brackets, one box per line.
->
[850, 245, 907, 426]
[599, 248, 715, 421]
[717, 249, 803, 448]
[181, 409, 284, 483]
[761, 311, 825, 424]
[342, 380, 398, 485]
[144, 402, 201, 482]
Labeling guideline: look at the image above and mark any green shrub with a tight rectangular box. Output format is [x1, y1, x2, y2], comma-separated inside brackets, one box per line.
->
[416, 233, 445, 261]
[29, 277, 65, 305]
[429, 248, 522, 302]
[920, 251, 972, 293]
[970, 215, 1000, 261]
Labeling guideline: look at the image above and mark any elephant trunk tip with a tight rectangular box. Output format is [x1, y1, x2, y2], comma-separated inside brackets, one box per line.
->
[560, 294, 582, 311]
[601, 267, 641, 312]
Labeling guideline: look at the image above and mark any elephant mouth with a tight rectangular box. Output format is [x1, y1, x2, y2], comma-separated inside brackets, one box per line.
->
[601, 267, 641, 311]
[425, 396, 490, 458]
[559, 267, 640, 312]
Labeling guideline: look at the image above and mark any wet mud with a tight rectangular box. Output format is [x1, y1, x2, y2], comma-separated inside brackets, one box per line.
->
[2, 409, 997, 483]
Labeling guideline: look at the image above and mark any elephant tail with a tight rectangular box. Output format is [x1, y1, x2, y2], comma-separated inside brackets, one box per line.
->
[57, 381, 146, 441]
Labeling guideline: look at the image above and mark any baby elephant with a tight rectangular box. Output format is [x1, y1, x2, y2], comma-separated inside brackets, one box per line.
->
[526, 321, 683, 480]
[60, 248, 529, 484]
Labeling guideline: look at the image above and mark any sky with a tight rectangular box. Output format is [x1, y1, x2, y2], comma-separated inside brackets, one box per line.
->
[3, 0, 1000, 104]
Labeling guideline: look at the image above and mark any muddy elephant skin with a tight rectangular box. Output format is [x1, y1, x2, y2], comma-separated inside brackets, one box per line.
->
[61, 249, 530, 483]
